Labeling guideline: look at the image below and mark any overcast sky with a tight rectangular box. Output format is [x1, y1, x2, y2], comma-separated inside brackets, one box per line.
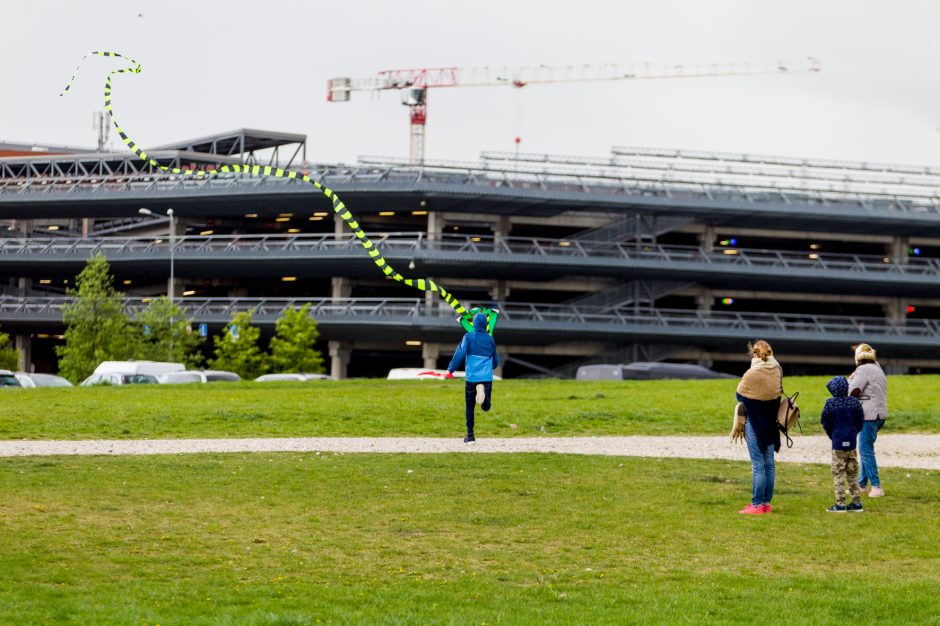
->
[4, 1, 940, 167]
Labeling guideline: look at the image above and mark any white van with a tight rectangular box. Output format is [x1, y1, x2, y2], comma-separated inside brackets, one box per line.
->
[93, 360, 185, 376]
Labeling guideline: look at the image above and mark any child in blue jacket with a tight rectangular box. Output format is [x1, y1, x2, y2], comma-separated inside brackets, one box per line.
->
[446, 312, 499, 444]
[820, 376, 866, 513]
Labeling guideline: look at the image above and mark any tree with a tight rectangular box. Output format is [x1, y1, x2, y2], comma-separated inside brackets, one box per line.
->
[56, 253, 138, 382]
[268, 304, 325, 373]
[208, 311, 268, 379]
[0, 330, 18, 371]
[135, 296, 203, 367]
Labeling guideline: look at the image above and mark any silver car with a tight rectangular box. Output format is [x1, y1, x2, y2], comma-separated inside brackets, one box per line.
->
[158, 370, 241, 384]
[0, 369, 22, 388]
[253, 373, 336, 382]
[14, 372, 74, 388]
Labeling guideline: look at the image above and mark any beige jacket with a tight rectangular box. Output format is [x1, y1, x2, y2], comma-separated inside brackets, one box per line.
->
[736, 357, 783, 401]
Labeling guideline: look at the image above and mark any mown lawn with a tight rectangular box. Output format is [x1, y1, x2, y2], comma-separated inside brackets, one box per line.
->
[1, 375, 938, 440]
[0, 453, 937, 625]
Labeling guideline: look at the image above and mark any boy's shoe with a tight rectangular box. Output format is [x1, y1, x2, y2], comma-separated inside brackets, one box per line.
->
[826, 503, 848, 513]
[759, 504, 772, 514]
[475, 384, 485, 405]
[463, 434, 476, 444]
[847, 501, 864, 512]
[738, 504, 764, 515]
[869, 486, 884, 498]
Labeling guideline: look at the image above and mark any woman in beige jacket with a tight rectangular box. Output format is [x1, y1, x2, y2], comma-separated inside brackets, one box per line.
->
[734, 340, 783, 515]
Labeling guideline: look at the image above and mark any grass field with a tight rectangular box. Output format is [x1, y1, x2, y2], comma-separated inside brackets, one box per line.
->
[1, 375, 938, 440]
[1, 452, 938, 625]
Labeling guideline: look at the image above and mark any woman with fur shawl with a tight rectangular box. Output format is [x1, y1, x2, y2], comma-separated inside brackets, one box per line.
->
[734, 340, 783, 515]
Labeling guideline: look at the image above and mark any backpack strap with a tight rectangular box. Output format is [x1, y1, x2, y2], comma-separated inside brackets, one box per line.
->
[779, 389, 801, 448]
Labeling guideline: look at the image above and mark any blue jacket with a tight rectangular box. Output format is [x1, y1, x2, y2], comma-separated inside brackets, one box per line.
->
[447, 313, 499, 383]
[820, 376, 865, 451]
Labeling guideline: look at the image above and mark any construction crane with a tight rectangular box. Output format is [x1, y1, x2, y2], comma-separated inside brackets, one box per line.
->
[327, 58, 820, 164]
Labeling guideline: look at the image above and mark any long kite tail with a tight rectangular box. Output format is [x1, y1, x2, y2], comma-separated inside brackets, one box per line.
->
[60, 51, 467, 316]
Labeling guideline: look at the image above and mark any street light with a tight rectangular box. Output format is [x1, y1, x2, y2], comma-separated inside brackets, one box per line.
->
[139, 208, 176, 305]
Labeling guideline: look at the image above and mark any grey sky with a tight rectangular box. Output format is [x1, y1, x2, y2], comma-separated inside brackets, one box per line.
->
[4, 1, 940, 167]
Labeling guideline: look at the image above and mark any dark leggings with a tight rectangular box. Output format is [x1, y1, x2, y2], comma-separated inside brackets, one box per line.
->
[464, 381, 492, 434]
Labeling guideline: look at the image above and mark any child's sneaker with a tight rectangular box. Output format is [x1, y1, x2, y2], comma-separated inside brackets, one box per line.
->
[738, 504, 763, 515]
[847, 501, 864, 512]
[759, 504, 772, 514]
[463, 434, 476, 444]
[859, 484, 870, 494]
[475, 384, 485, 405]
[869, 486, 884, 498]
[826, 503, 848, 513]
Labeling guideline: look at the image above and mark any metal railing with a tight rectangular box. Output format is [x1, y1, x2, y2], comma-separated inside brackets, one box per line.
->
[3, 154, 940, 215]
[0, 233, 937, 281]
[2, 296, 939, 340]
[482, 148, 940, 201]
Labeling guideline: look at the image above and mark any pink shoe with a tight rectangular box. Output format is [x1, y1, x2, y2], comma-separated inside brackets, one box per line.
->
[738, 504, 763, 515]
[759, 504, 772, 514]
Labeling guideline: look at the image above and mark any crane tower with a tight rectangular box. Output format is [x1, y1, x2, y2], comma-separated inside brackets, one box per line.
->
[327, 59, 820, 164]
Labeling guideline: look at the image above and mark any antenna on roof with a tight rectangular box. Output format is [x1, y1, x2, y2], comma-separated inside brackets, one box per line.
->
[92, 111, 110, 152]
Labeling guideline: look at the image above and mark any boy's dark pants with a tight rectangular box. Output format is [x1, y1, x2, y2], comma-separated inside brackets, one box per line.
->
[464, 381, 492, 435]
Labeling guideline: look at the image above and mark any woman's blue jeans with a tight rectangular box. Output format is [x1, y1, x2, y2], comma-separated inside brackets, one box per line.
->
[745, 420, 775, 506]
[858, 420, 884, 488]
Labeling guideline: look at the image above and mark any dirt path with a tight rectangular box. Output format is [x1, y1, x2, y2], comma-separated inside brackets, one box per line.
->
[1, 434, 938, 469]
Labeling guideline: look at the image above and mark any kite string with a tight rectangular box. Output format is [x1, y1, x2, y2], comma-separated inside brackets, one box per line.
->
[60, 51, 467, 316]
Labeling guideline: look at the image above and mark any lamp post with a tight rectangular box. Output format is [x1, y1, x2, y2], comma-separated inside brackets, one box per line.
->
[139, 208, 176, 305]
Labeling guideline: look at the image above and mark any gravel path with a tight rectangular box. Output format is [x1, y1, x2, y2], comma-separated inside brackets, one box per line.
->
[1, 435, 939, 469]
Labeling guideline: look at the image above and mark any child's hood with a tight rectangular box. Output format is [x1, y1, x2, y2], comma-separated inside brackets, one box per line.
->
[827, 375, 849, 398]
[473, 312, 488, 332]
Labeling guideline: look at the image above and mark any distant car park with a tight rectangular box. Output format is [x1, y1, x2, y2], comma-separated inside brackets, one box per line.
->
[158, 370, 241, 384]
[253, 373, 337, 382]
[81, 372, 159, 386]
[576, 362, 736, 381]
[14, 373, 73, 388]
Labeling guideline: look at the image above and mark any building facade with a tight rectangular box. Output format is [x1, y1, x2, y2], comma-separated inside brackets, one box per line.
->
[2, 131, 939, 377]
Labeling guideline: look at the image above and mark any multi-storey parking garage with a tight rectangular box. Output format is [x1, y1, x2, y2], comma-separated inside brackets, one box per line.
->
[2, 130, 940, 377]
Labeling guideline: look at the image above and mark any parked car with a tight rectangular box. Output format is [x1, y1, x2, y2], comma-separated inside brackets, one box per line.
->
[253, 373, 336, 382]
[576, 362, 736, 381]
[14, 372, 73, 388]
[80, 372, 159, 386]
[385, 368, 502, 381]
[386, 368, 465, 380]
[0, 369, 22, 387]
[92, 360, 185, 377]
[157, 370, 241, 384]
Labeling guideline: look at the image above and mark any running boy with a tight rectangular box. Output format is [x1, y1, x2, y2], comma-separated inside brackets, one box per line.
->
[820, 376, 866, 513]
[446, 312, 499, 444]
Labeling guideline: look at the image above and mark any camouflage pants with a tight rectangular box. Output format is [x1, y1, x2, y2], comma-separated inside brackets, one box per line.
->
[831, 450, 861, 505]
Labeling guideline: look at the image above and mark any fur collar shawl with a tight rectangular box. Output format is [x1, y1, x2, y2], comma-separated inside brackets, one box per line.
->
[736, 357, 783, 401]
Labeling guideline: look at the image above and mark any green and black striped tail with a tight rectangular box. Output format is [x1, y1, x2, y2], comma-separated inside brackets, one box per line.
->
[60, 51, 469, 319]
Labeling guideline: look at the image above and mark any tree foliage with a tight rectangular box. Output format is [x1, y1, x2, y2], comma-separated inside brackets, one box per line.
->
[208, 311, 268, 380]
[0, 330, 18, 371]
[268, 304, 325, 374]
[56, 253, 138, 382]
[135, 296, 203, 367]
